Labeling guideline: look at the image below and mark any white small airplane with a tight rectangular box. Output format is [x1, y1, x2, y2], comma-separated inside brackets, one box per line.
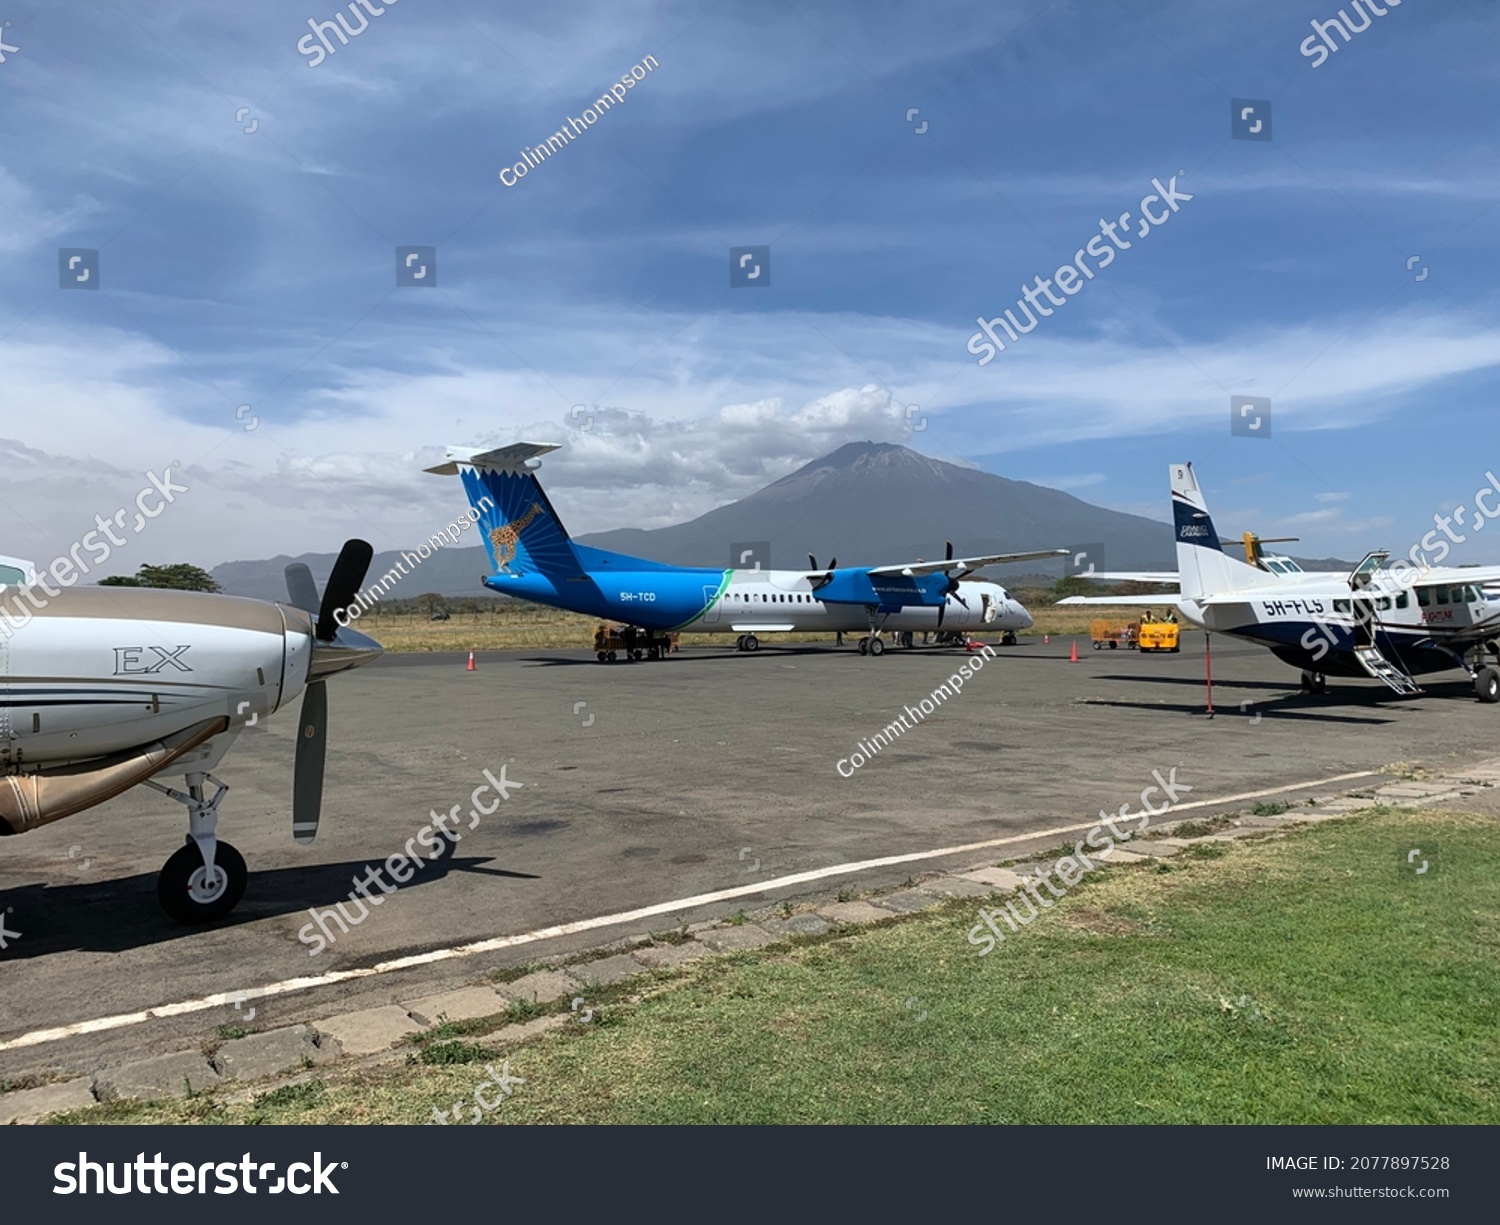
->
[0, 542, 382, 921]
[1061, 463, 1500, 701]
[426, 443, 1064, 657]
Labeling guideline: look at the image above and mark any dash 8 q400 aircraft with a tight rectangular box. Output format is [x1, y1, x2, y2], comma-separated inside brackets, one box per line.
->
[427, 443, 1065, 655]
[0, 542, 382, 921]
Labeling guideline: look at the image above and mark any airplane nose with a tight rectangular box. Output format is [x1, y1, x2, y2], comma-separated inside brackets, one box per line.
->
[1013, 602, 1032, 628]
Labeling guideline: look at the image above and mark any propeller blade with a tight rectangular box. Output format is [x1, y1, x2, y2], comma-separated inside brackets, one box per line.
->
[284, 562, 320, 616]
[292, 680, 327, 844]
[828, 557, 837, 571]
[808, 553, 818, 571]
[945, 540, 954, 562]
[316, 539, 375, 641]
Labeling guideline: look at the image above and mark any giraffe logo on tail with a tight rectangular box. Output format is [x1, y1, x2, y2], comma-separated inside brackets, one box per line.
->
[489, 502, 549, 573]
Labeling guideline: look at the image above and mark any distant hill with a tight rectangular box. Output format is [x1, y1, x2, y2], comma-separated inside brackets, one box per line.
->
[211, 545, 499, 604]
[575, 441, 1177, 572]
[208, 442, 1349, 600]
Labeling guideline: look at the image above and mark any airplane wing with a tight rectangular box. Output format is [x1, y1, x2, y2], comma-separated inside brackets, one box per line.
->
[1056, 595, 1182, 607]
[1398, 565, 1500, 587]
[866, 549, 1069, 577]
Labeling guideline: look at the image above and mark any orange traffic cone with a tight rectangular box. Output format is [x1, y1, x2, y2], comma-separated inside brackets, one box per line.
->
[1069, 640, 1078, 662]
[467, 650, 476, 671]
[1043, 633, 1049, 645]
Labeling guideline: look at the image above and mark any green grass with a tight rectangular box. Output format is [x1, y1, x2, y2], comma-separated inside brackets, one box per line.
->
[49, 807, 1499, 1125]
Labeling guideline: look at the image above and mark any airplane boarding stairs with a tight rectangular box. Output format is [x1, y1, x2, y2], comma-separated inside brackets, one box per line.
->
[1352, 643, 1422, 695]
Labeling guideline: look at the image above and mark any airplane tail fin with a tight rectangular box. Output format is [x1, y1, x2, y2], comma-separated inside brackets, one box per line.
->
[426, 443, 583, 578]
[1171, 463, 1279, 601]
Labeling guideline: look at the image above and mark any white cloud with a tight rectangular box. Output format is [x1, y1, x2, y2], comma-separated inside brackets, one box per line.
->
[4, 300, 1500, 565]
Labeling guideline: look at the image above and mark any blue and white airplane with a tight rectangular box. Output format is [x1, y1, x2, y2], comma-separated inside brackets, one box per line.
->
[427, 443, 1066, 657]
[1061, 462, 1500, 702]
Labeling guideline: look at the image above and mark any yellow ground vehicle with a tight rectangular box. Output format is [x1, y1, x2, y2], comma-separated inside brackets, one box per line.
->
[1089, 618, 1181, 652]
[1138, 620, 1181, 652]
[1090, 619, 1138, 650]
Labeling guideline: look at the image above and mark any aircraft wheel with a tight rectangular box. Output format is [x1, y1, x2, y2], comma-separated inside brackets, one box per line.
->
[744, 635, 759, 653]
[858, 638, 869, 655]
[607, 651, 617, 662]
[869, 637, 885, 657]
[1300, 670, 1326, 694]
[596, 651, 607, 662]
[1002, 631, 1017, 646]
[158, 841, 247, 924]
[1476, 666, 1500, 703]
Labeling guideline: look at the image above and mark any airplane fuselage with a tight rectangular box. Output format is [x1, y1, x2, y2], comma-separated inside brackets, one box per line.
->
[483, 566, 1032, 636]
[1179, 578, 1500, 677]
[0, 587, 313, 769]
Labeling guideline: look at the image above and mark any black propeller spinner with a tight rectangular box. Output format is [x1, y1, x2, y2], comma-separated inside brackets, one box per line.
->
[937, 540, 972, 627]
[808, 552, 838, 591]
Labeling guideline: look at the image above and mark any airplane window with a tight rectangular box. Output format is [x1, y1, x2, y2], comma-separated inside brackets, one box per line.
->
[1467, 585, 1480, 602]
[0, 564, 24, 586]
[1376, 597, 1391, 611]
[1396, 592, 1409, 609]
[1417, 588, 1430, 607]
[1436, 587, 1449, 605]
[1334, 599, 1351, 613]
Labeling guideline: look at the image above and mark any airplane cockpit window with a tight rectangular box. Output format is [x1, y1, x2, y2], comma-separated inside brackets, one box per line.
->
[0, 563, 25, 586]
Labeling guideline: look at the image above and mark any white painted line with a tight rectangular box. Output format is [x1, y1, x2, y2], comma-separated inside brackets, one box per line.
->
[0, 769, 1377, 1054]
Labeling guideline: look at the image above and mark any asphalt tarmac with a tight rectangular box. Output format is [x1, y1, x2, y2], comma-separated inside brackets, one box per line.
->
[4, 635, 1497, 1078]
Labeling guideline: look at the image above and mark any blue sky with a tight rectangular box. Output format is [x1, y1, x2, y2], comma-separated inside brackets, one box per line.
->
[2, 0, 1499, 570]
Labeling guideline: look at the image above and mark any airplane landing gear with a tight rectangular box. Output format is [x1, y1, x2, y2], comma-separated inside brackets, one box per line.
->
[145, 772, 248, 923]
[735, 634, 759, 652]
[858, 606, 891, 658]
[1476, 666, 1500, 704]
[1300, 670, 1327, 694]
[1002, 631, 1018, 646]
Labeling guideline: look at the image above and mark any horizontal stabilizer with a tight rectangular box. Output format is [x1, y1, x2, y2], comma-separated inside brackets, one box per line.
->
[1056, 595, 1184, 607]
[425, 442, 562, 476]
[1076, 571, 1180, 585]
